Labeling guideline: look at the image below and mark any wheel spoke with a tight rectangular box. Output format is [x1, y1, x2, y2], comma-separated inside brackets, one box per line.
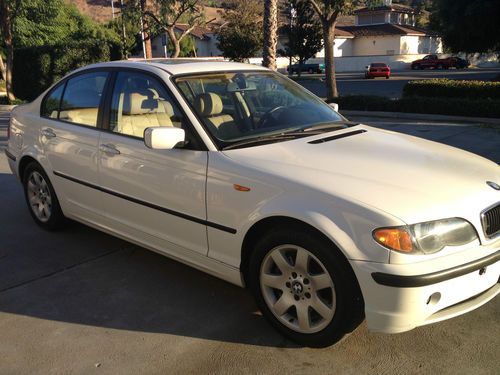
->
[273, 295, 292, 316]
[29, 194, 39, 205]
[296, 303, 310, 331]
[310, 273, 331, 290]
[27, 180, 37, 192]
[271, 251, 292, 274]
[310, 298, 334, 320]
[261, 273, 285, 290]
[294, 249, 309, 272]
[41, 204, 49, 218]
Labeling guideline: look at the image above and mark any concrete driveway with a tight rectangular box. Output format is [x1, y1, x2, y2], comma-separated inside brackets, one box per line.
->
[0, 109, 499, 374]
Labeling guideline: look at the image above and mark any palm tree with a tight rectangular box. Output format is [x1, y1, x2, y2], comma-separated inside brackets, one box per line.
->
[263, 0, 278, 70]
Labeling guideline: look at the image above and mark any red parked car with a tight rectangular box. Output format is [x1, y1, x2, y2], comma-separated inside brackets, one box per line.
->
[365, 63, 391, 79]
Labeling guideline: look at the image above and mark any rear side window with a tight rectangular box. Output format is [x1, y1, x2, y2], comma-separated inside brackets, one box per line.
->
[41, 84, 65, 119]
[59, 72, 108, 127]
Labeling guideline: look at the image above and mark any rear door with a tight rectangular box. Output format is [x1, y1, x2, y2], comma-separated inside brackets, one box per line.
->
[97, 70, 209, 256]
[40, 70, 109, 218]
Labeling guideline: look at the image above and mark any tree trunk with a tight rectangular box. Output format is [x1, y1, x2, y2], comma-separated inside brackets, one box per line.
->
[0, 53, 6, 82]
[167, 27, 181, 58]
[323, 21, 338, 100]
[140, 0, 152, 59]
[0, 0, 15, 102]
[262, 0, 278, 70]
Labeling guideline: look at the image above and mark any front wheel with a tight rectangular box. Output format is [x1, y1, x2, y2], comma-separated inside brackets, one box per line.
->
[249, 227, 364, 347]
[23, 162, 66, 230]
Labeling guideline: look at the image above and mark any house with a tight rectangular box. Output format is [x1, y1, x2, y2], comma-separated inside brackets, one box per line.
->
[311, 0, 441, 58]
[338, 0, 442, 56]
[150, 24, 221, 58]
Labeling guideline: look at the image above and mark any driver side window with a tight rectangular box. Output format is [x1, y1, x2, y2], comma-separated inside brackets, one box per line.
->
[109, 72, 185, 139]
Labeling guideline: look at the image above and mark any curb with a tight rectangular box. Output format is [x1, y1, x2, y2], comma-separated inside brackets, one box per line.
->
[341, 110, 500, 126]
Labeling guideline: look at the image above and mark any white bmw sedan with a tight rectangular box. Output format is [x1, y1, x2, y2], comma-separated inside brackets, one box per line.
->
[5, 60, 500, 347]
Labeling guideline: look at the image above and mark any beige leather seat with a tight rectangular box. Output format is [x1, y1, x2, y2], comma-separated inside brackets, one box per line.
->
[194, 93, 240, 139]
[118, 92, 174, 137]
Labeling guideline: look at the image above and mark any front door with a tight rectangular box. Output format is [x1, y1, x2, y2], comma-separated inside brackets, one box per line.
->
[98, 70, 208, 256]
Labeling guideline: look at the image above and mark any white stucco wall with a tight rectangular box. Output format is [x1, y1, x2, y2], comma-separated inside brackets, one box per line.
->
[315, 38, 353, 58]
[352, 36, 402, 56]
[399, 35, 418, 54]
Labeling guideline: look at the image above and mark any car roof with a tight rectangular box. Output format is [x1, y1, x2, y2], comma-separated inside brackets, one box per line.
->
[79, 59, 269, 76]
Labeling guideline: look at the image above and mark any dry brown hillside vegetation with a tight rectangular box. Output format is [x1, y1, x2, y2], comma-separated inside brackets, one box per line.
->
[66, 0, 225, 25]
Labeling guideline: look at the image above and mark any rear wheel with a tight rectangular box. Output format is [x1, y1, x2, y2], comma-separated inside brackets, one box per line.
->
[23, 162, 66, 230]
[437, 63, 443, 70]
[249, 227, 364, 347]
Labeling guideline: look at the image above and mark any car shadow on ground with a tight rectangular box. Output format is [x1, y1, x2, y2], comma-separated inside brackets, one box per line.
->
[0, 172, 300, 348]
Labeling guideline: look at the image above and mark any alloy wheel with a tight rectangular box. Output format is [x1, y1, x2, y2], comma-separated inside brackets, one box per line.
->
[260, 245, 336, 334]
[27, 171, 52, 223]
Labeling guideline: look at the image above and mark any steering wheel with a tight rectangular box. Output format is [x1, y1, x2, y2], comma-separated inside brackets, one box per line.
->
[256, 106, 286, 129]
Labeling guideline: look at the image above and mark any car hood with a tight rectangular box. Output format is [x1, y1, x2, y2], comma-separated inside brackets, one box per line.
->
[223, 125, 500, 226]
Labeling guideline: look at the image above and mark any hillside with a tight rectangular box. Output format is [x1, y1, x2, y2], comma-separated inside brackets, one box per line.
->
[67, 0, 225, 25]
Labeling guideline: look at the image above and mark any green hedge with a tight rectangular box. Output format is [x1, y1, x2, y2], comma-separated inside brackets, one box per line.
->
[13, 40, 122, 101]
[403, 79, 500, 100]
[331, 95, 500, 118]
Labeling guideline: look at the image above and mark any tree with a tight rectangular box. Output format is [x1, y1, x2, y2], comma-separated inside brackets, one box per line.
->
[263, 0, 278, 70]
[0, 0, 21, 102]
[307, 0, 359, 100]
[217, 0, 263, 62]
[146, 0, 206, 58]
[430, 0, 500, 54]
[281, 0, 323, 76]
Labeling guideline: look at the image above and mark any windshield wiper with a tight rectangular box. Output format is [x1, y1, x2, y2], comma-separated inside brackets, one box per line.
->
[300, 121, 359, 132]
[222, 133, 310, 150]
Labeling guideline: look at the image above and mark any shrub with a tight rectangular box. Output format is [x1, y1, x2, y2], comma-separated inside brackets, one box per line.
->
[330, 95, 500, 118]
[403, 79, 500, 100]
[13, 40, 122, 101]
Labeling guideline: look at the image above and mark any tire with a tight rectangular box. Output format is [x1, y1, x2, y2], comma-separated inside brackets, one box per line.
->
[248, 226, 364, 347]
[412, 64, 419, 70]
[437, 64, 443, 70]
[23, 162, 66, 230]
[386, 76, 390, 79]
[308, 68, 314, 74]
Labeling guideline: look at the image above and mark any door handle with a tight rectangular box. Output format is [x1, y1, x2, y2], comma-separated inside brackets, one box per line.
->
[100, 143, 121, 156]
[41, 128, 56, 139]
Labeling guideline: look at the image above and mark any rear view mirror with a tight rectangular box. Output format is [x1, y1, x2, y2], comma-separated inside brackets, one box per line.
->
[144, 127, 185, 150]
[226, 81, 257, 92]
[329, 102, 339, 112]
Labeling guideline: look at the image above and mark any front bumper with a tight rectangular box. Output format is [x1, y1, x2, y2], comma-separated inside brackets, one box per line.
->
[351, 250, 500, 334]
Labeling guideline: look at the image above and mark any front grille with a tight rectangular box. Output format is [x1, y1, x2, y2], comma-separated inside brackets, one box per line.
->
[482, 203, 500, 238]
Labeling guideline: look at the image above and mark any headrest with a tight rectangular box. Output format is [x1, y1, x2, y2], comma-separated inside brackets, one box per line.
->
[160, 101, 175, 117]
[124, 92, 158, 115]
[194, 93, 223, 117]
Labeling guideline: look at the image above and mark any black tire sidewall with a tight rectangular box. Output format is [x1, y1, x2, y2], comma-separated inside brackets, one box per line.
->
[248, 227, 364, 347]
[23, 162, 65, 230]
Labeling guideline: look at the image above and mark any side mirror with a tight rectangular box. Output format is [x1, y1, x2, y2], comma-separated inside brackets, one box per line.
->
[329, 102, 339, 112]
[144, 127, 185, 150]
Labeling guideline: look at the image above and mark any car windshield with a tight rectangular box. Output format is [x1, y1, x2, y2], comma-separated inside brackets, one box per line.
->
[174, 71, 344, 147]
[371, 63, 387, 67]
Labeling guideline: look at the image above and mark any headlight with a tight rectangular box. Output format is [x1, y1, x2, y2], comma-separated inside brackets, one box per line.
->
[373, 218, 478, 254]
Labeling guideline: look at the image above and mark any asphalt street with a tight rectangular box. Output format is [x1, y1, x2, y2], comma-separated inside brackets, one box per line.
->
[297, 67, 500, 98]
[0, 109, 499, 374]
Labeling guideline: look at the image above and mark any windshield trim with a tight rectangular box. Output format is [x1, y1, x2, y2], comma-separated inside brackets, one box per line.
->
[170, 70, 346, 150]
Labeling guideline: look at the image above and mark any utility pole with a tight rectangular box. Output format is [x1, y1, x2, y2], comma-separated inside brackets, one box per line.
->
[111, 0, 115, 19]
